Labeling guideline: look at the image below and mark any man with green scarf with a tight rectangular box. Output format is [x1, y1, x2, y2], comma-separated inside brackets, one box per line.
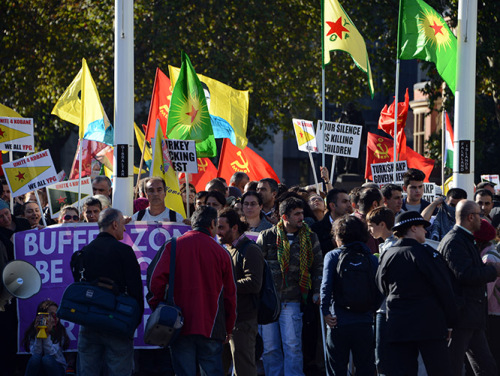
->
[257, 197, 323, 376]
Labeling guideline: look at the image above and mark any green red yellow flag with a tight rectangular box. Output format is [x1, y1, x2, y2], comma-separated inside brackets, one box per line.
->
[398, 0, 457, 92]
[322, 0, 374, 97]
[167, 52, 216, 158]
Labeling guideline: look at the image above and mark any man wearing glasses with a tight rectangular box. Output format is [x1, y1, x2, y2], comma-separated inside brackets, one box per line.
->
[438, 200, 500, 375]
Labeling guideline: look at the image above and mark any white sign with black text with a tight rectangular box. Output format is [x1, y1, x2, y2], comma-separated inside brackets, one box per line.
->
[165, 139, 198, 173]
[316, 121, 362, 158]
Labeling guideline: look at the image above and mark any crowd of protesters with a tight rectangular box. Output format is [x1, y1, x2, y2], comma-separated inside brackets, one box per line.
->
[2, 168, 500, 376]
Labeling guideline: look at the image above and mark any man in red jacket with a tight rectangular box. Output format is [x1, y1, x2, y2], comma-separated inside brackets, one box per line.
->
[148, 205, 237, 376]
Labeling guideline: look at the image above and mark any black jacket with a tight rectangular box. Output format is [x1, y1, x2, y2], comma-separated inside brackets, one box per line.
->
[311, 214, 336, 256]
[438, 225, 497, 329]
[377, 238, 458, 342]
[70, 232, 144, 322]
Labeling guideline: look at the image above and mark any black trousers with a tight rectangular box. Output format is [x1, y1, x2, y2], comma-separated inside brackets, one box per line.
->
[386, 339, 452, 376]
[449, 327, 497, 376]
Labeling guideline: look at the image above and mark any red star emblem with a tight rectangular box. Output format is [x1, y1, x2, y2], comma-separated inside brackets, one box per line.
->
[57, 196, 67, 204]
[15, 171, 25, 181]
[429, 20, 444, 36]
[186, 105, 199, 124]
[0, 128, 4, 138]
[300, 132, 304, 138]
[326, 17, 349, 40]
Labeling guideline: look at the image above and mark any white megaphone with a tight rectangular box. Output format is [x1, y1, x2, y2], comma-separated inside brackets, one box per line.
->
[0, 260, 42, 311]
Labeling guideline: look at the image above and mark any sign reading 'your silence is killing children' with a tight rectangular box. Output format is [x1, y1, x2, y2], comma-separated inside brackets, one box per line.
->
[316, 121, 363, 158]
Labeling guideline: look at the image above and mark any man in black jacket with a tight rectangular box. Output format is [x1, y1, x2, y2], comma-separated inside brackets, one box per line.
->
[438, 200, 500, 376]
[71, 208, 143, 376]
[311, 188, 350, 255]
[377, 211, 458, 376]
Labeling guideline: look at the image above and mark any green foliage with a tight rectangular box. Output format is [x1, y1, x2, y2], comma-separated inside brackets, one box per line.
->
[0, 0, 498, 177]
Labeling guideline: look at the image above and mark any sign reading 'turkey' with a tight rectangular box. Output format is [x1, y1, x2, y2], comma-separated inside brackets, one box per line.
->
[316, 121, 363, 158]
[0, 117, 35, 152]
[166, 139, 198, 174]
[2, 149, 58, 197]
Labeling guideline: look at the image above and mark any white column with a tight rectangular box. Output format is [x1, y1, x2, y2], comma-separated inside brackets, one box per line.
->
[453, 0, 477, 197]
[112, 0, 134, 215]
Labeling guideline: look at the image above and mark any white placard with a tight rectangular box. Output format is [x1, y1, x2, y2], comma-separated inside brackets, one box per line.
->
[316, 121, 362, 158]
[0, 116, 35, 152]
[165, 139, 198, 173]
[371, 161, 408, 186]
[292, 119, 318, 153]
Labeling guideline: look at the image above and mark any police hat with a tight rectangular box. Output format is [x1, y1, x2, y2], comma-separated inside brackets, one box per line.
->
[392, 211, 431, 231]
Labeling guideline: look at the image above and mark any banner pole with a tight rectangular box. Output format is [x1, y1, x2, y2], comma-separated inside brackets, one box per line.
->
[185, 173, 191, 219]
[442, 109, 446, 188]
[34, 190, 47, 227]
[78, 140, 83, 216]
[9, 151, 14, 212]
[308, 151, 320, 193]
[322, 67, 326, 167]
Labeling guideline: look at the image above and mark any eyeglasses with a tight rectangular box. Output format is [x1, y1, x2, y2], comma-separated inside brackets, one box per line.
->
[64, 215, 80, 221]
[309, 197, 323, 203]
[243, 201, 259, 207]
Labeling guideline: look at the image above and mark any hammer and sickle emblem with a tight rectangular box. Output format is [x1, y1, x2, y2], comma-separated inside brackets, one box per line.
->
[197, 158, 208, 172]
[374, 137, 390, 159]
[230, 151, 250, 173]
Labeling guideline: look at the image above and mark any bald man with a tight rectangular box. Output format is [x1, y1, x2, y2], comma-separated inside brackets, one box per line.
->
[438, 200, 500, 376]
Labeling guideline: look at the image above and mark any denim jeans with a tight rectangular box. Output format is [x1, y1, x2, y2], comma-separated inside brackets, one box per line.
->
[260, 302, 304, 376]
[77, 326, 134, 376]
[25, 353, 66, 376]
[375, 312, 388, 376]
[170, 334, 224, 376]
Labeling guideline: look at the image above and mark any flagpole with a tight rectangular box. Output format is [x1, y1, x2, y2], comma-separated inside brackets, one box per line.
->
[78, 140, 82, 215]
[134, 132, 149, 199]
[322, 68, 326, 169]
[393, 0, 403, 184]
[34, 190, 47, 227]
[441, 109, 446, 188]
[8, 151, 13, 212]
[185, 173, 191, 219]
[308, 151, 320, 193]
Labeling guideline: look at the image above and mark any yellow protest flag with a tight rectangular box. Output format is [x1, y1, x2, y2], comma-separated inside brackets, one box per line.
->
[4, 166, 51, 194]
[169, 66, 249, 149]
[323, 0, 374, 97]
[151, 121, 187, 219]
[294, 123, 315, 146]
[134, 123, 152, 163]
[52, 59, 113, 145]
[0, 104, 22, 118]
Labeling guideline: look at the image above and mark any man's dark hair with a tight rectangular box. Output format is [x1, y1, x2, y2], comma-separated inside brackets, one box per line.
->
[326, 188, 347, 212]
[332, 215, 369, 244]
[474, 188, 493, 201]
[366, 206, 395, 229]
[394, 223, 412, 238]
[259, 178, 278, 193]
[381, 184, 403, 200]
[218, 207, 249, 234]
[230, 172, 249, 186]
[358, 187, 383, 214]
[191, 205, 218, 229]
[277, 183, 288, 197]
[403, 168, 426, 187]
[279, 196, 304, 217]
[447, 188, 467, 200]
[98, 208, 121, 231]
[145, 176, 166, 192]
[349, 187, 362, 206]
[205, 190, 226, 206]
[93, 175, 112, 188]
[245, 181, 258, 192]
[206, 178, 227, 196]
[241, 191, 263, 207]
[83, 197, 102, 211]
[195, 191, 209, 204]
[477, 181, 495, 190]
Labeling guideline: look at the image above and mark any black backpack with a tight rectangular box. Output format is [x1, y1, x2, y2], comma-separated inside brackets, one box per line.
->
[334, 243, 378, 313]
[236, 240, 280, 325]
[137, 209, 178, 222]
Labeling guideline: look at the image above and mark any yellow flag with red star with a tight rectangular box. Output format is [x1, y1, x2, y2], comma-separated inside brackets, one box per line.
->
[322, 0, 374, 97]
[292, 119, 318, 153]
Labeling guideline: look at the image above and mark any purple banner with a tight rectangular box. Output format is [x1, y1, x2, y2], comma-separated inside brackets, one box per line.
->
[14, 222, 191, 352]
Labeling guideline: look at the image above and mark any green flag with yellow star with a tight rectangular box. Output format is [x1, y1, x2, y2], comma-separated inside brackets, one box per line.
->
[167, 52, 216, 157]
[322, 0, 374, 98]
[398, 0, 457, 91]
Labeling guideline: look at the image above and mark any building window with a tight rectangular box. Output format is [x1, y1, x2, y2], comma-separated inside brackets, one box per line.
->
[414, 112, 425, 155]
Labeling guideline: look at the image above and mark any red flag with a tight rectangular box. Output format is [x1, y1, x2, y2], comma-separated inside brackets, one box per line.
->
[69, 139, 112, 179]
[178, 158, 218, 192]
[378, 88, 409, 137]
[365, 132, 434, 181]
[144, 68, 173, 142]
[217, 139, 280, 183]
